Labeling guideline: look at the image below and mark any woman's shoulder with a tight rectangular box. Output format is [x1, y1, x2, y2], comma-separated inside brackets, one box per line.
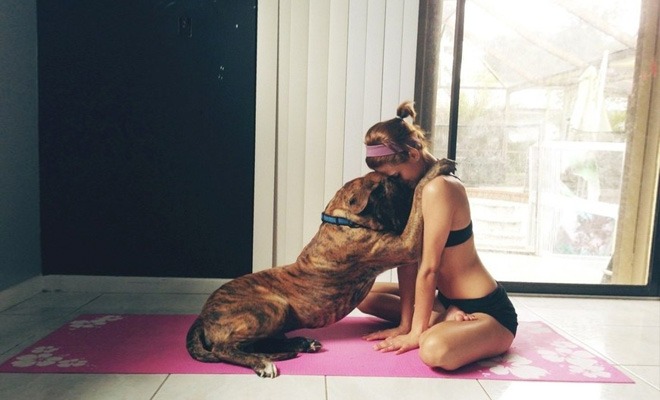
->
[422, 174, 468, 205]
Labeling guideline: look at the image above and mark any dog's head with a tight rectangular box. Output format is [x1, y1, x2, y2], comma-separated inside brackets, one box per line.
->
[323, 172, 414, 233]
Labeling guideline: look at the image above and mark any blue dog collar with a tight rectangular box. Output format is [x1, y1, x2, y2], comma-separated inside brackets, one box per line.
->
[321, 213, 363, 229]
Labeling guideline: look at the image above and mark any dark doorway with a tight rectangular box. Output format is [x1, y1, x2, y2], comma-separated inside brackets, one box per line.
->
[38, 0, 257, 278]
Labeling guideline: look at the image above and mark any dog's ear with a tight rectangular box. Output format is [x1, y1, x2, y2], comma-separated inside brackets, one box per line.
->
[346, 173, 380, 214]
[368, 177, 413, 233]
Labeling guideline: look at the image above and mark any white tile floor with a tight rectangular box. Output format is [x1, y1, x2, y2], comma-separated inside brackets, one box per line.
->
[0, 286, 658, 400]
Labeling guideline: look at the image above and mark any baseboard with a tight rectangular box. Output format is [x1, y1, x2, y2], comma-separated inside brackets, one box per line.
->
[0, 275, 44, 311]
[0, 270, 389, 306]
[42, 275, 230, 294]
[0, 275, 231, 309]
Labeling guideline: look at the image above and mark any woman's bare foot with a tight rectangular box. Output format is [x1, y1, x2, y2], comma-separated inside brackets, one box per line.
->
[442, 305, 477, 322]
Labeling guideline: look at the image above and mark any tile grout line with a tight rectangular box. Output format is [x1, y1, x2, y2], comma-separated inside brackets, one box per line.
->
[476, 379, 494, 400]
[149, 374, 171, 400]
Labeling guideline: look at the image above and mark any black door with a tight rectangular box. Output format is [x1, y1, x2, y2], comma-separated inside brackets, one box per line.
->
[38, 0, 257, 278]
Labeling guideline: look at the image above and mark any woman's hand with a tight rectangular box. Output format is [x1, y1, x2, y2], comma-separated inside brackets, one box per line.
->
[372, 333, 420, 355]
[362, 325, 409, 342]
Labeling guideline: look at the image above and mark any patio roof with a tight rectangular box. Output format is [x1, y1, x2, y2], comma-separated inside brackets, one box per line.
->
[440, 0, 639, 95]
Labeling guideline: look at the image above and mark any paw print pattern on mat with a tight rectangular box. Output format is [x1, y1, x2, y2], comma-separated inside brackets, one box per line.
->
[69, 315, 123, 329]
[11, 346, 87, 369]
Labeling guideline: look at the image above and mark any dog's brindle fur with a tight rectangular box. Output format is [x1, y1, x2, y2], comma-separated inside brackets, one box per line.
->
[186, 159, 456, 377]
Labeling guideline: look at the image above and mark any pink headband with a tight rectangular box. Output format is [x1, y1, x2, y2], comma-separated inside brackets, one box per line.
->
[365, 143, 405, 157]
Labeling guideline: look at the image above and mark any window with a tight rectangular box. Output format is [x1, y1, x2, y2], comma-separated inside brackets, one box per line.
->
[421, 0, 659, 294]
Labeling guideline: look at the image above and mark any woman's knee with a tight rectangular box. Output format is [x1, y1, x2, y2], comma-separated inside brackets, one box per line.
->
[418, 331, 462, 371]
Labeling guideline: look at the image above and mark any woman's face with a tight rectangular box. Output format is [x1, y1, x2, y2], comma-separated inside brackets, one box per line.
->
[374, 154, 425, 188]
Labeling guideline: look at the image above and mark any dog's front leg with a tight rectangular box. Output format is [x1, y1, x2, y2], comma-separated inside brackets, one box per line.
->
[211, 343, 280, 378]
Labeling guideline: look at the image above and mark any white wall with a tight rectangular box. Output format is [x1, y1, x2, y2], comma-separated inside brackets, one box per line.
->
[253, 0, 420, 271]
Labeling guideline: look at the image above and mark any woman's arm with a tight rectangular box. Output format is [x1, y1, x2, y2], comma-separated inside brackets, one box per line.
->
[409, 178, 453, 332]
[374, 177, 454, 353]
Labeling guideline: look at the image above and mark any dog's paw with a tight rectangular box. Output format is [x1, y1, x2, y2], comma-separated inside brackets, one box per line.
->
[306, 339, 322, 353]
[288, 337, 323, 353]
[415, 159, 456, 193]
[437, 158, 456, 176]
[255, 361, 279, 378]
[423, 159, 456, 182]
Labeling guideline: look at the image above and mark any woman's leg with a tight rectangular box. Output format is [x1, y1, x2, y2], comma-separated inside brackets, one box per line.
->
[357, 282, 401, 323]
[418, 313, 514, 371]
[358, 282, 446, 325]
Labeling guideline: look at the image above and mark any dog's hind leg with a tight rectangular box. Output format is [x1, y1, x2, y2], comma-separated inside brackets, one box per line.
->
[186, 317, 221, 362]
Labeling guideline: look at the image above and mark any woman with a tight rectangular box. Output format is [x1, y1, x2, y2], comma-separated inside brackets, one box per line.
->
[357, 101, 518, 371]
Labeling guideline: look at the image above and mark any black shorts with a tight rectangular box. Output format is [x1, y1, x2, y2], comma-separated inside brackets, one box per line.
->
[436, 282, 518, 336]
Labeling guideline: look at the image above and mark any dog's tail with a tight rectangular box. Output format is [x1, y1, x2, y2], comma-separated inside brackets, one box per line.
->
[186, 317, 222, 362]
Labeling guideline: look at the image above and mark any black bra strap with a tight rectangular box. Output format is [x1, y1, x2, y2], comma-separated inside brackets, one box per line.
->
[445, 221, 473, 247]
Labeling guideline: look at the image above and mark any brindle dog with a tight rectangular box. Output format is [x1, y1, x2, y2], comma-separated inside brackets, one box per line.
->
[186, 159, 456, 377]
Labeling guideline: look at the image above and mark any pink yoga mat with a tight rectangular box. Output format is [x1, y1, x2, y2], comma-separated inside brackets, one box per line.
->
[0, 314, 632, 382]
